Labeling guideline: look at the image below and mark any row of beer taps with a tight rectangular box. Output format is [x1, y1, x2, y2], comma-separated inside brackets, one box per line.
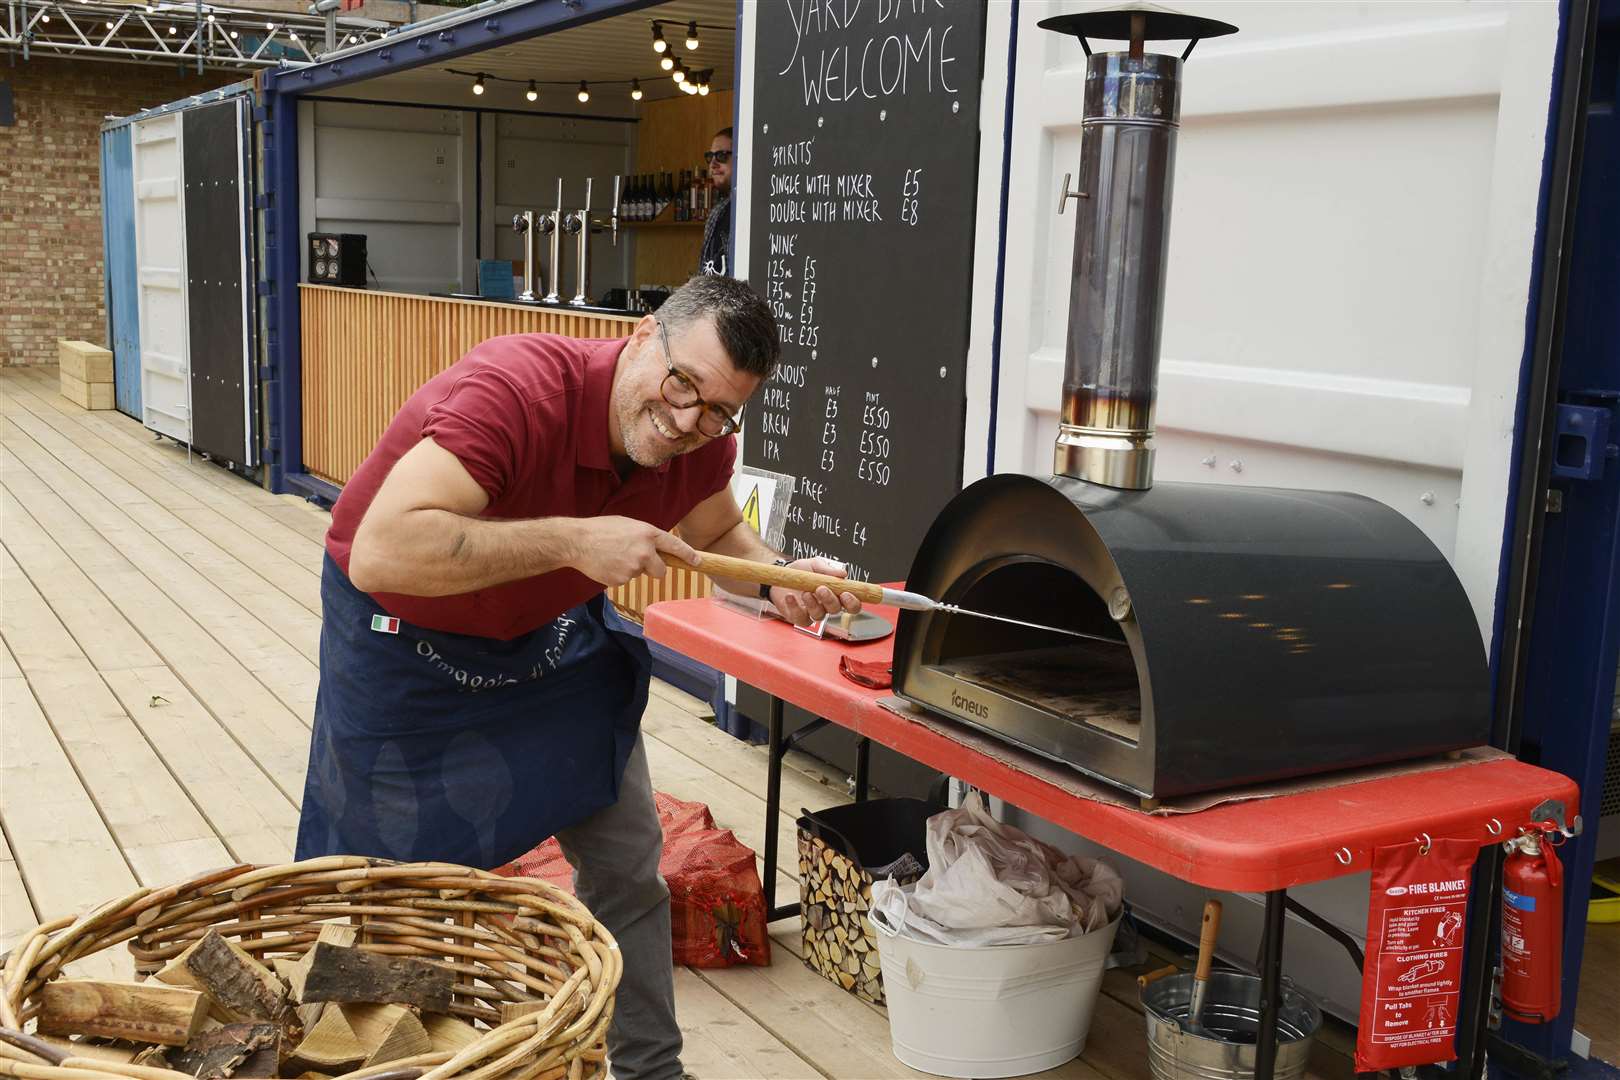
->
[511, 175, 619, 307]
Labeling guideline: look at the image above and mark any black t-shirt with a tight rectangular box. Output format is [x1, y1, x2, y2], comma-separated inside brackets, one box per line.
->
[699, 193, 732, 277]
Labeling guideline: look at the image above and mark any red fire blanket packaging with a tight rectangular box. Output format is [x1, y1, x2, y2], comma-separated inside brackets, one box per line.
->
[1355, 836, 1479, 1072]
[495, 792, 771, 969]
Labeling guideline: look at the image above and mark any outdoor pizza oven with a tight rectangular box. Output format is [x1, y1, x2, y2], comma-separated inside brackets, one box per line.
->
[891, 8, 1492, 800]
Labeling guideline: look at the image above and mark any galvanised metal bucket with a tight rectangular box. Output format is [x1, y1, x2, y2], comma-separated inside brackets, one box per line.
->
[1141, 972, 1322, 1080]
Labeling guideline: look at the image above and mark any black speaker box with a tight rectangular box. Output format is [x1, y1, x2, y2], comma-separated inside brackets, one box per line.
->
[308, 232, 367, 288]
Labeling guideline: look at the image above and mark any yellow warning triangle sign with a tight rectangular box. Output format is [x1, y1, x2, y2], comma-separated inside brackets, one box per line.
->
[742, 485, 761, 533]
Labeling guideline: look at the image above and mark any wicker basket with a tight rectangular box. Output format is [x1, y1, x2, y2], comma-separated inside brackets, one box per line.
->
[0, 857, 620, 1080]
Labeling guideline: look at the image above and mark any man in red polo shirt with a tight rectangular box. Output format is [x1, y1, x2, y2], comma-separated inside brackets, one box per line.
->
[295, 276, 857, 1080]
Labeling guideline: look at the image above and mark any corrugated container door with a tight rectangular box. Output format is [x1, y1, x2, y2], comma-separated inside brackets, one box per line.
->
[132, 112, 191, 442]
[101, 125, 142, 419]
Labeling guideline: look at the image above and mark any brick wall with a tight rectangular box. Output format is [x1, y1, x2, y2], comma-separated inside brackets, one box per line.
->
[0, 59, 238, 366]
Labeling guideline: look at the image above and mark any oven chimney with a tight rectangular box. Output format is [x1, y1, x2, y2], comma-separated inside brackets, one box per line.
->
[1040, 7, 1237, 490]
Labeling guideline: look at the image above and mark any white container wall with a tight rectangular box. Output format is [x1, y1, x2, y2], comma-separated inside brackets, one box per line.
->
[977, 0, 1561, 1021]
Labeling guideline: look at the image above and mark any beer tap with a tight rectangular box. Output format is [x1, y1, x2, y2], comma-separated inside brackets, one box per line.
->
[509, 210, 542, 302]
[563, 178, 595, 307]
[540, 177, 563, 304]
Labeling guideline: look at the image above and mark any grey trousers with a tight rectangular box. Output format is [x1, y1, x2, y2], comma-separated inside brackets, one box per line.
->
[556, 734, 683, 1080]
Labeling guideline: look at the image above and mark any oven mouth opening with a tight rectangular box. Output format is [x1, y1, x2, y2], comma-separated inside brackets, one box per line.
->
[926, 558, 1142, 747]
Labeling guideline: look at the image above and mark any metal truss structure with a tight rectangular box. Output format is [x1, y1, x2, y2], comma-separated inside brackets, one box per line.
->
[2, 0, 388, 69]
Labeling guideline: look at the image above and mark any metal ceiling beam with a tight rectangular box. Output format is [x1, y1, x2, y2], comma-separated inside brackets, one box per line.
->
[1, 0, 383, 67]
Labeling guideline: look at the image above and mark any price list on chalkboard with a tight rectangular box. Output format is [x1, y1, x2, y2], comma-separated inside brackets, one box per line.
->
[745, 0, 984, 584]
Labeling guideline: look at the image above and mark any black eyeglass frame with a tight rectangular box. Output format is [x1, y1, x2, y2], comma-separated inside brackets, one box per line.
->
[703, 149, 733, 164]
[656, 319, 745, 437]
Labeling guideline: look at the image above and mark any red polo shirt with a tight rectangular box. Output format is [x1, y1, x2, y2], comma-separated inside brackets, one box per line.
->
[325, 333, 737, 640]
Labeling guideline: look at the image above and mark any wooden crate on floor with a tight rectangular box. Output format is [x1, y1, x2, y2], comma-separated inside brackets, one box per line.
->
[58, 340, 115, 410]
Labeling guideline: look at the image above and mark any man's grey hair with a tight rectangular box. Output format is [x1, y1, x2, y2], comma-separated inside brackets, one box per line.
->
[657, 275, 779, 379]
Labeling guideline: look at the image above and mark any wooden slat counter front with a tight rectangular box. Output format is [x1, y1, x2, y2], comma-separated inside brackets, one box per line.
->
[300, 285, 638, 486]
[298, 285, 707, 619]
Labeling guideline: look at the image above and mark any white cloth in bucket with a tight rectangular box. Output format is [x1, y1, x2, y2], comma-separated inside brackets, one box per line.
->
[871, 793, 1124, 946]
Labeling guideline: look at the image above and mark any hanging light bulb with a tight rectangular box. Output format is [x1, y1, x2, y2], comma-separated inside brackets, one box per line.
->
[685, 21, 699, 50]
[104, 19, 113, 29]
[577, 80, 590, 103]
[472, 73, 486, 95]
[230, 29, 239, 38]
[205, 13, 213, 22]
[698, 76, 710, 96]
[660, 53, 674, 72]
[289, 29, 298, 38]
[346, 33, 356, 43]
[650, 23, 666, 54]
[525, 79, 538, 102]
[40, 10, 50, 22]
[265, 20, 274, 29]
[630, 78, 643, 102]
[168, 23, 177, 33]
[672, 60, 685, 83]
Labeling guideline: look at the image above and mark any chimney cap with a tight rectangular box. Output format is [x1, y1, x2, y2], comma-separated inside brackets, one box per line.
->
[1038, 4, 1237, 49]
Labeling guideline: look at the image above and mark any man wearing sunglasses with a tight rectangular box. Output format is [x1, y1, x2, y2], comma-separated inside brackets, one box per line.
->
[296, 274, 858, 1080]
[698, 126, 733, 276]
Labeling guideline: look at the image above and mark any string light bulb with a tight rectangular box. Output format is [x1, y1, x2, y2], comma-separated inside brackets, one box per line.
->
[205, 13, 213, 22]
[576, 80, 590, 103]
[672, 60, 685, 83]
[685, 21, 699, 49]
[660, 52, 674, 71]
[231, 29, 239, 38]
[40, 10, 50, 22]
[630, 78, 643, 101]
[698, 77, 710, 96]
[526, 79, 538, 102]
[650, 23, 666, 53]
[684, 81, 699, 95]
[265, 20, 274, 29]
[347, 33, 356, 43]
[104, 19, 113, 28]
[472, 73, 485, 95]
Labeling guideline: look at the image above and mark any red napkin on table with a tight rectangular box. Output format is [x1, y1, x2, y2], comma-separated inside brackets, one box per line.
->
[838, 655, 892, 689]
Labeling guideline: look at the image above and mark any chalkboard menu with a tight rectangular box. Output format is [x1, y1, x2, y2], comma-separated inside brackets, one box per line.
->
[745, 0, 985, 584]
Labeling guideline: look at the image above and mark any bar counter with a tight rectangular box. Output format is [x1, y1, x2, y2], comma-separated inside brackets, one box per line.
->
[299, 284, 638, 487]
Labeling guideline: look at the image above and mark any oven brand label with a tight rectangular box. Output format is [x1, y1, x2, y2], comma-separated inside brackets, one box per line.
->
[950, 689, 990, 720]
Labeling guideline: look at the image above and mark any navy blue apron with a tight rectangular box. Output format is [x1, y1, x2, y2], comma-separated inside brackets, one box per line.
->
[295, 554, 651, 870]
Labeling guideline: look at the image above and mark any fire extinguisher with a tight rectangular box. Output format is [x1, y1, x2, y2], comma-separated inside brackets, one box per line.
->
[1499, 824, 1564, 1023]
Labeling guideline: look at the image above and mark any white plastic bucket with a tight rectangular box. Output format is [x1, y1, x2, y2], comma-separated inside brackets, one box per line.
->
[871, 912, 1121, 1078]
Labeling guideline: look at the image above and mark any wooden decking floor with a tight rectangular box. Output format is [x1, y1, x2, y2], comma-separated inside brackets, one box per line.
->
[10, 363, 1605, 1077]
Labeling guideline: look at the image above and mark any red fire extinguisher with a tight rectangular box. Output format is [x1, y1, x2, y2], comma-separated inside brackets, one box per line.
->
[1499, 824, 1564, 1023]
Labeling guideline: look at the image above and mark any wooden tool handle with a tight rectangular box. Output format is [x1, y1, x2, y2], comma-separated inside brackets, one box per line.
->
[1194, 898, 1223, 982]
[661, 550, 886, 604]
[1137, 964, 1180, 990]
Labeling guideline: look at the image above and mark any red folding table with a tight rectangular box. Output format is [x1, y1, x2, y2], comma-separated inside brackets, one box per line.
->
[644, 597, 1579, 1080]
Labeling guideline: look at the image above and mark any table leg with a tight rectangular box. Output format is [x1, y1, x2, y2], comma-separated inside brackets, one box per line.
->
[854, 736, 871, 803]
[1256, 889, 1287, 1080]
[763, 695, 801, 922]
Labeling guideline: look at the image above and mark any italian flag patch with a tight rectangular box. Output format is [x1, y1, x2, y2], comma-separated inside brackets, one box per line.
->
[371, 614, 400, 634]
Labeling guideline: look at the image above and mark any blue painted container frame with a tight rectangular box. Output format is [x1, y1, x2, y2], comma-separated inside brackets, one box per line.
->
[257, 0, 666, 496]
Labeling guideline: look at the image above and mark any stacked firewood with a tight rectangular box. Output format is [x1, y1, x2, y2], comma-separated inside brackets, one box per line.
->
[16, 926, 488, 1080]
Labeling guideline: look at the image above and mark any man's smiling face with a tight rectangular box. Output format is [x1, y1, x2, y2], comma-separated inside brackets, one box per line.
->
[612, 315, 759, 469]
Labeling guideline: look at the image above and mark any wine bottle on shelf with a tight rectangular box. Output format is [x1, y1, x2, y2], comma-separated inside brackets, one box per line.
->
[635, 174, 649, 221]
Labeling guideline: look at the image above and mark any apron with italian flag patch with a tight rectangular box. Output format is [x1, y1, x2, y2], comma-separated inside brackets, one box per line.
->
[295, 553, 650, 869]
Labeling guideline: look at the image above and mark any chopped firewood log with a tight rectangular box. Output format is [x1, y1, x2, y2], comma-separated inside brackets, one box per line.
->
[295, 945, 453, 1014]
[37, 1037, 138, 1065]
[282, 926, 360, 1003]
[38, 980, 209, 1046]
[419, 1014, 480, 1055]
[131, 1046, 171, 1069]
[295, 1002, 326, 1034]
[338, 1003, 431, 1067]
[155, 941, 234, 1022]
[165, 1023, 280, 1080]
[183, 932, 288, 1023]
[283, 1006, 366, 1075]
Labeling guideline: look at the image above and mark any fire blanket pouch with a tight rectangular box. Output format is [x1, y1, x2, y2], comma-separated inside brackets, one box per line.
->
[1355, 837, 1480, 1072]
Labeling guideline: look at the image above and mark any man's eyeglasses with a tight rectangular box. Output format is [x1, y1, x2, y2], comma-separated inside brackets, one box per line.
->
[703, 149, 733, 165]
[656, 320, 744, 438]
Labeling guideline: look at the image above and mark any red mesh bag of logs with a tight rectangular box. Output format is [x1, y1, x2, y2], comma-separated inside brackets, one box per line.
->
[495, 792, 771, 969]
